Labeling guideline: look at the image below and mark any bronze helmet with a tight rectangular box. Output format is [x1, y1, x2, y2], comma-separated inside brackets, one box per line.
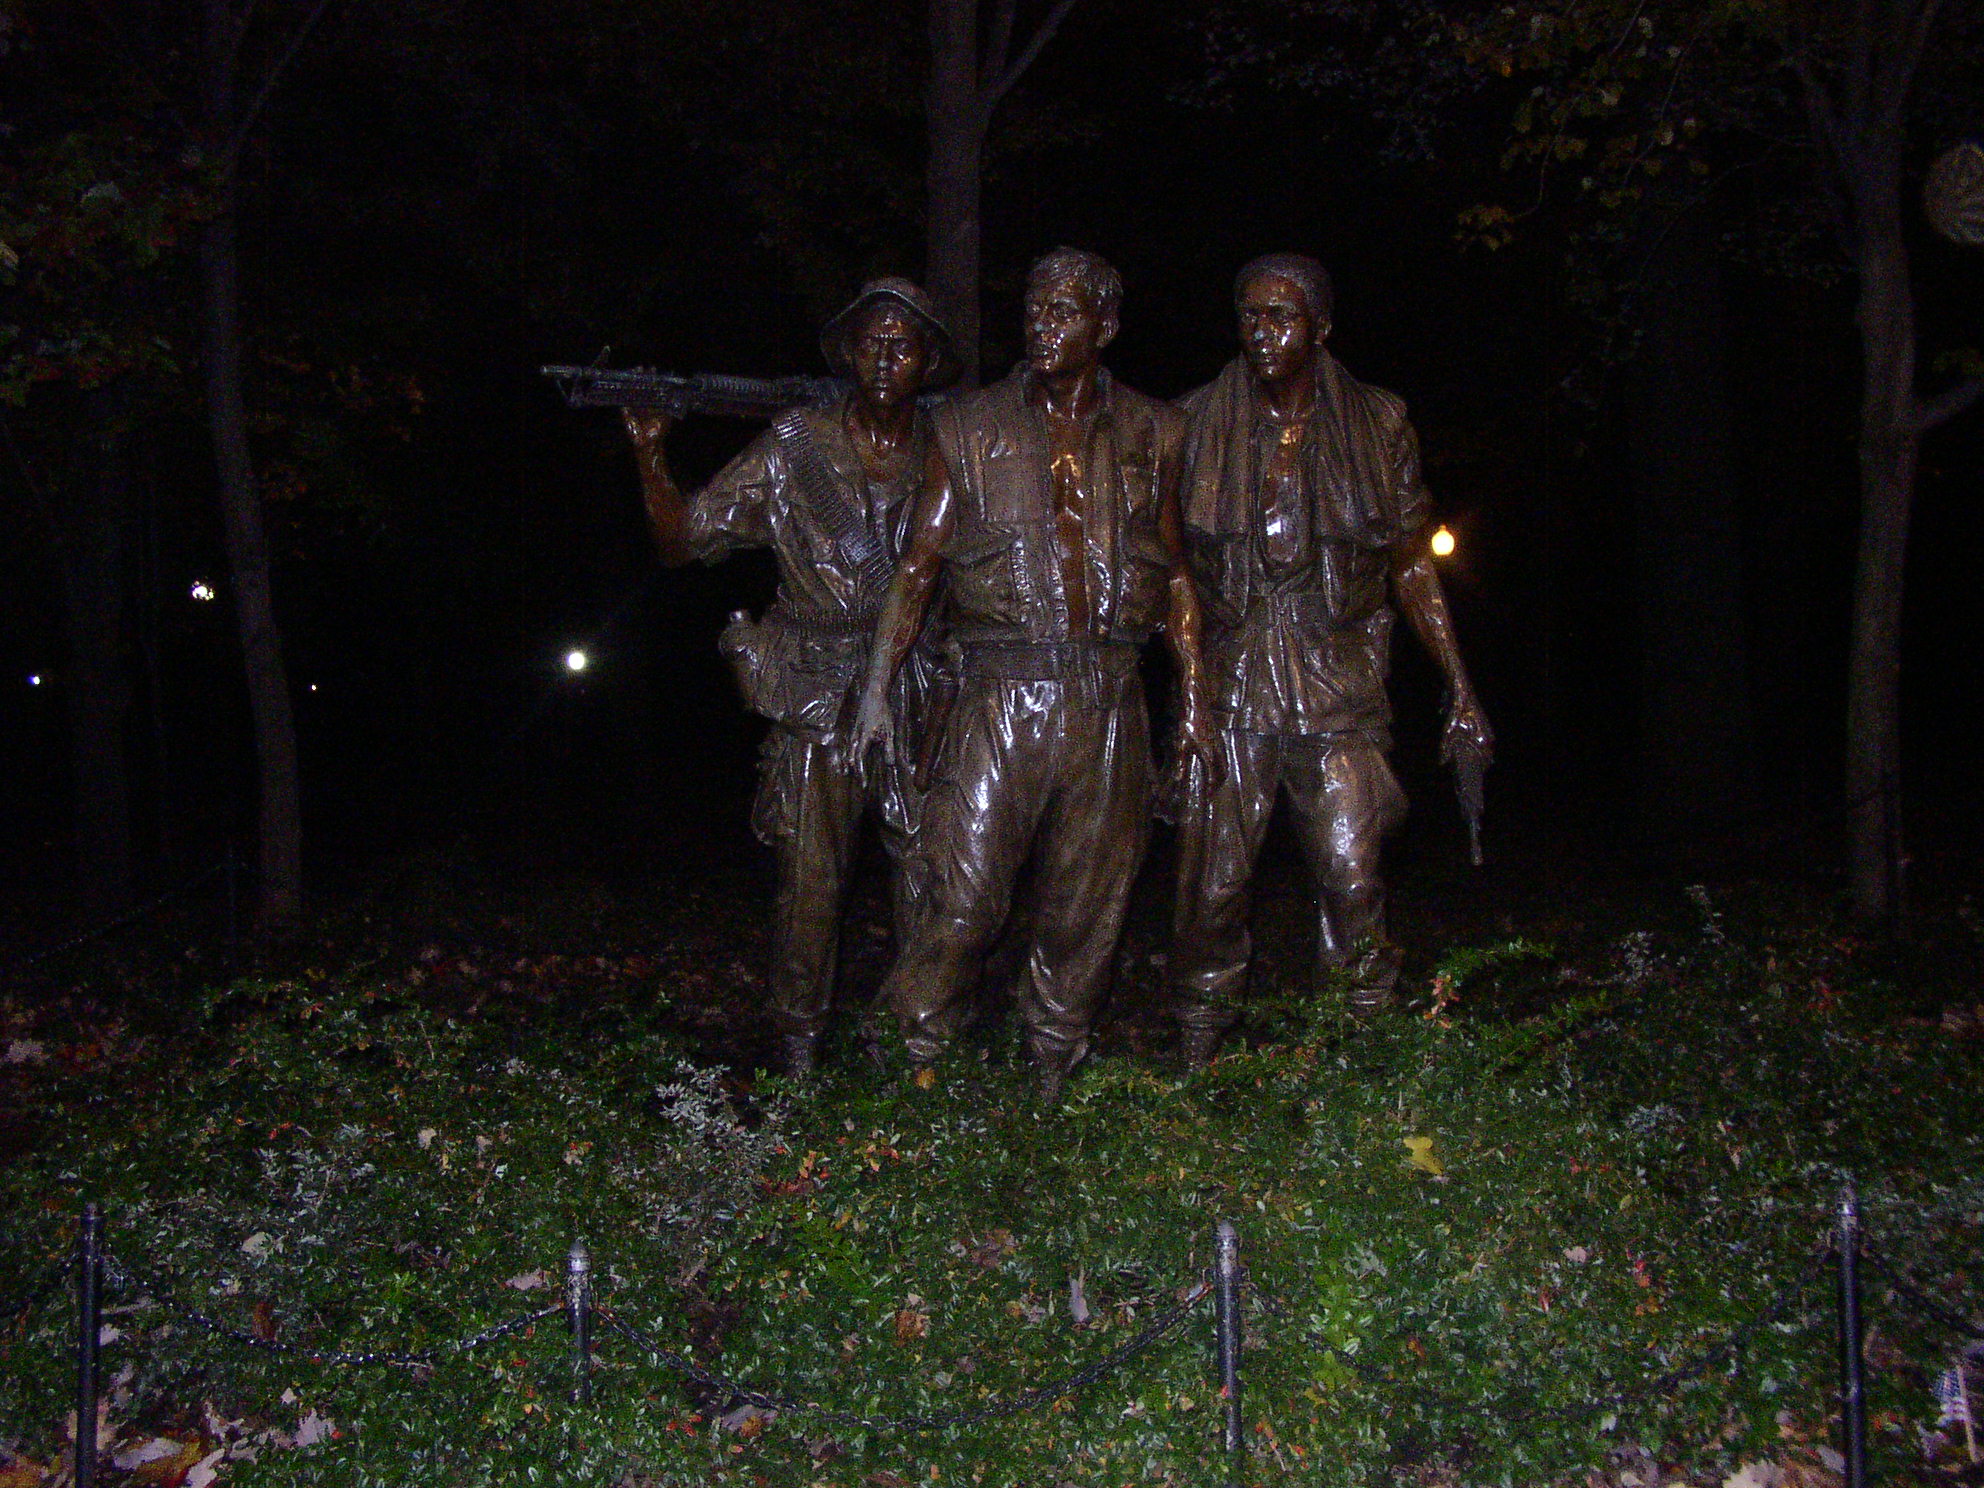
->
[820, 277, 962, 390]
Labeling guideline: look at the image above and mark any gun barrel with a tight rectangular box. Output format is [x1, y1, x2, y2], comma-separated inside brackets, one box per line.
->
[540, 365, 841, 418]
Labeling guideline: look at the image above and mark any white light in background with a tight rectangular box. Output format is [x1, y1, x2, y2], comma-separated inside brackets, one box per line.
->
[1429, 526, 1456, 559]
[190, 579, 217, 602]
[565, 649, 589, 674]
[28, 674, 41, 687]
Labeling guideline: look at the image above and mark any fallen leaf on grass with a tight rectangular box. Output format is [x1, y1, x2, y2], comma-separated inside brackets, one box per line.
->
[913, 1066, 937, 1091]
[129, 1438, 211, 1487]
[1722, 1462, 1782, 1488]
[894, 1298, 930, 1343]
[0, 1452, 46, 1488]
[719, 1404, 774, 1437]
[504, 1269, 549, 1291]
[1564, 1246, 1590, 1263]
[114, 1438, 186, 1471]
[293, 1411, 335, 1448]
[961, 1229, 1017, 1270]
[1068, 1274, 1090, 1325]
[1005, 1294, 1049, 1325]
[1403, 1136, 1444, 1176]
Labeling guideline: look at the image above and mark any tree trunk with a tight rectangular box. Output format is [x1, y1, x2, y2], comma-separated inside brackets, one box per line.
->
[1842, 145, 1919, 924]
[926, 0, 985, 383]
[1621, 201, 1754, 843]
[57, 385, 138, 923]
[202, 0, 303, 931]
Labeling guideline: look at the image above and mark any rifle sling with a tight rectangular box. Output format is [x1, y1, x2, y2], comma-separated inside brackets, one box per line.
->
[771, 410, 894, 603]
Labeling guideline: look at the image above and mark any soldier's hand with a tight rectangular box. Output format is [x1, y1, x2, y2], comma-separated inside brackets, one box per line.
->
[1441, 692, 1493, 768]
[851, 680, 895, 785]
[622, 408, 675, 449]
[1173, 710, 1225, 794]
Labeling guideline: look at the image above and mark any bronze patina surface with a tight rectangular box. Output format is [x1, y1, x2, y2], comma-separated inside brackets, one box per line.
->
[624, 278, 958, 1075]
[1169, 254, 1491, 1060]
[853, 248, 1215, 1100]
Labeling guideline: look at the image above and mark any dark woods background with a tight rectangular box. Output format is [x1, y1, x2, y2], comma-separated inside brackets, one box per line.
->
[4, 0, 1982, 942]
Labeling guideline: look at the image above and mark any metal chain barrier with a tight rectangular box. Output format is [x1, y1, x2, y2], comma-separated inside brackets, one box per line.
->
[101, 1251, 561, 1370]
[12, 857, 233, 971]
[1862, 1248, 1984, 1343]
[1246, 1246, 1825, 1429]
[599, 1277, 1212, 1433]
[1, 1252, 75, 1335]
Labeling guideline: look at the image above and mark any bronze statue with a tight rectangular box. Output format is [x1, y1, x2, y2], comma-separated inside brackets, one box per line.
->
[623, 278, 960, 1077]
[853, 247, 1215, 1102]
[1169, 253, 1491, 1064]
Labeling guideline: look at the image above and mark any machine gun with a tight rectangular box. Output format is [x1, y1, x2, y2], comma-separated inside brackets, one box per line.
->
[541, 364, 845, 419]
[1451, 734, 1488, 867]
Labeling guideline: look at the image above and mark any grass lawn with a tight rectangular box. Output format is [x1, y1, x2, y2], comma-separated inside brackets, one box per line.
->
[3, 872, 1982, 1487]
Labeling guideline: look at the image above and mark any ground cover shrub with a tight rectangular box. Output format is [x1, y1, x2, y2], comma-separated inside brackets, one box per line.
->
[3, 891, 1981, 1487]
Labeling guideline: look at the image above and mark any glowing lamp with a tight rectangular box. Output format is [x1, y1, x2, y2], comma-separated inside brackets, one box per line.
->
[564, 649, 589, 674]
[190, 580, 216, 602]
[28, 674, 41, 687]
[1429, 526, 1456, 559]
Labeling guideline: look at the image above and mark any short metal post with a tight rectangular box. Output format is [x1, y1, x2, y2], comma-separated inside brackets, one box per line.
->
[1214, 1219, 1243, 1486]
[1836, 1185, 1867, 1488]
[74, 1203, 102, 1488]
[567, 1238, 593, 1404]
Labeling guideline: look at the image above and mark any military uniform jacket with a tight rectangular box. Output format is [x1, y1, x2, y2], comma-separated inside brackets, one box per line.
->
[1177, 353, 1430, 738]
[931, 367, 1186, 647]
[689, 396, 930, 738]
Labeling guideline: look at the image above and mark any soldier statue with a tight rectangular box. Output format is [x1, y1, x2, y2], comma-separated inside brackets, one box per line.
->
[853, 247, 1215, 1102]
[623, 278, 959, 1077]
[1169, 253, 1492, 1064]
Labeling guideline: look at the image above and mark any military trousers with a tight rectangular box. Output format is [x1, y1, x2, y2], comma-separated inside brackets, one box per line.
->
[881, 672, 1153, 1067]
[1171, 727, 1407, 1030]
[754, 726, 914, 1040]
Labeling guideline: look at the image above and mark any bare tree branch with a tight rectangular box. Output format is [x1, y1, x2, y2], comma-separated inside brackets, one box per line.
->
[1848, 0, 1877, 126]
[222, 0, 336, 176]
[1788, 35, 1854, 232]
[1875, 0, 1945, 134]
[219, 0, 265, 104]
[1916, 374, 1984, 431]
[983, 0, 1083, 116]
[982, 0, 1019, 96]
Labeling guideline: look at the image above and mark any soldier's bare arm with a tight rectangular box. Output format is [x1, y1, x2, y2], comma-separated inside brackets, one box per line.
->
[1157, 419, 1219, 777]
[622, 410, 693, 566]
[852, 443, 957, 758]
[1391, 546, 1492, 765]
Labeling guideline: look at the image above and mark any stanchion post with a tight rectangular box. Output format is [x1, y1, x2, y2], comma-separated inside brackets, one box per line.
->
[567, 1238, 593, 1404]
[1836, 1184, 1867, 1488]
[74, 1202, 102, 1488]
[1215, 1219, 1243, 1487]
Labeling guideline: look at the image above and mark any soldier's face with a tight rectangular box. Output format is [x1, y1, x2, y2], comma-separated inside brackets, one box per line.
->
[1238, 273, 1321, 386]
[848, 305, 931, 410]
[1023, 275, 1115, 379]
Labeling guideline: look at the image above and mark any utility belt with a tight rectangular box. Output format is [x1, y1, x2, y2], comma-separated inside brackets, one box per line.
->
[719, 606, 874, 735]
[957, 635, 1141, 710]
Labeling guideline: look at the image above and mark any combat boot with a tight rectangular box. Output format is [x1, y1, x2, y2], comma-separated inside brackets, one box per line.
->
[1178, 1025, 1224, 1071]
[1027, 1035, 1086, 1106]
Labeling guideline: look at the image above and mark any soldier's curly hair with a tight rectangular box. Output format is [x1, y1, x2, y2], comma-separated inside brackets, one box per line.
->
[1235, 253, 1334, 331]
[1027, 247, 1123, 323]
